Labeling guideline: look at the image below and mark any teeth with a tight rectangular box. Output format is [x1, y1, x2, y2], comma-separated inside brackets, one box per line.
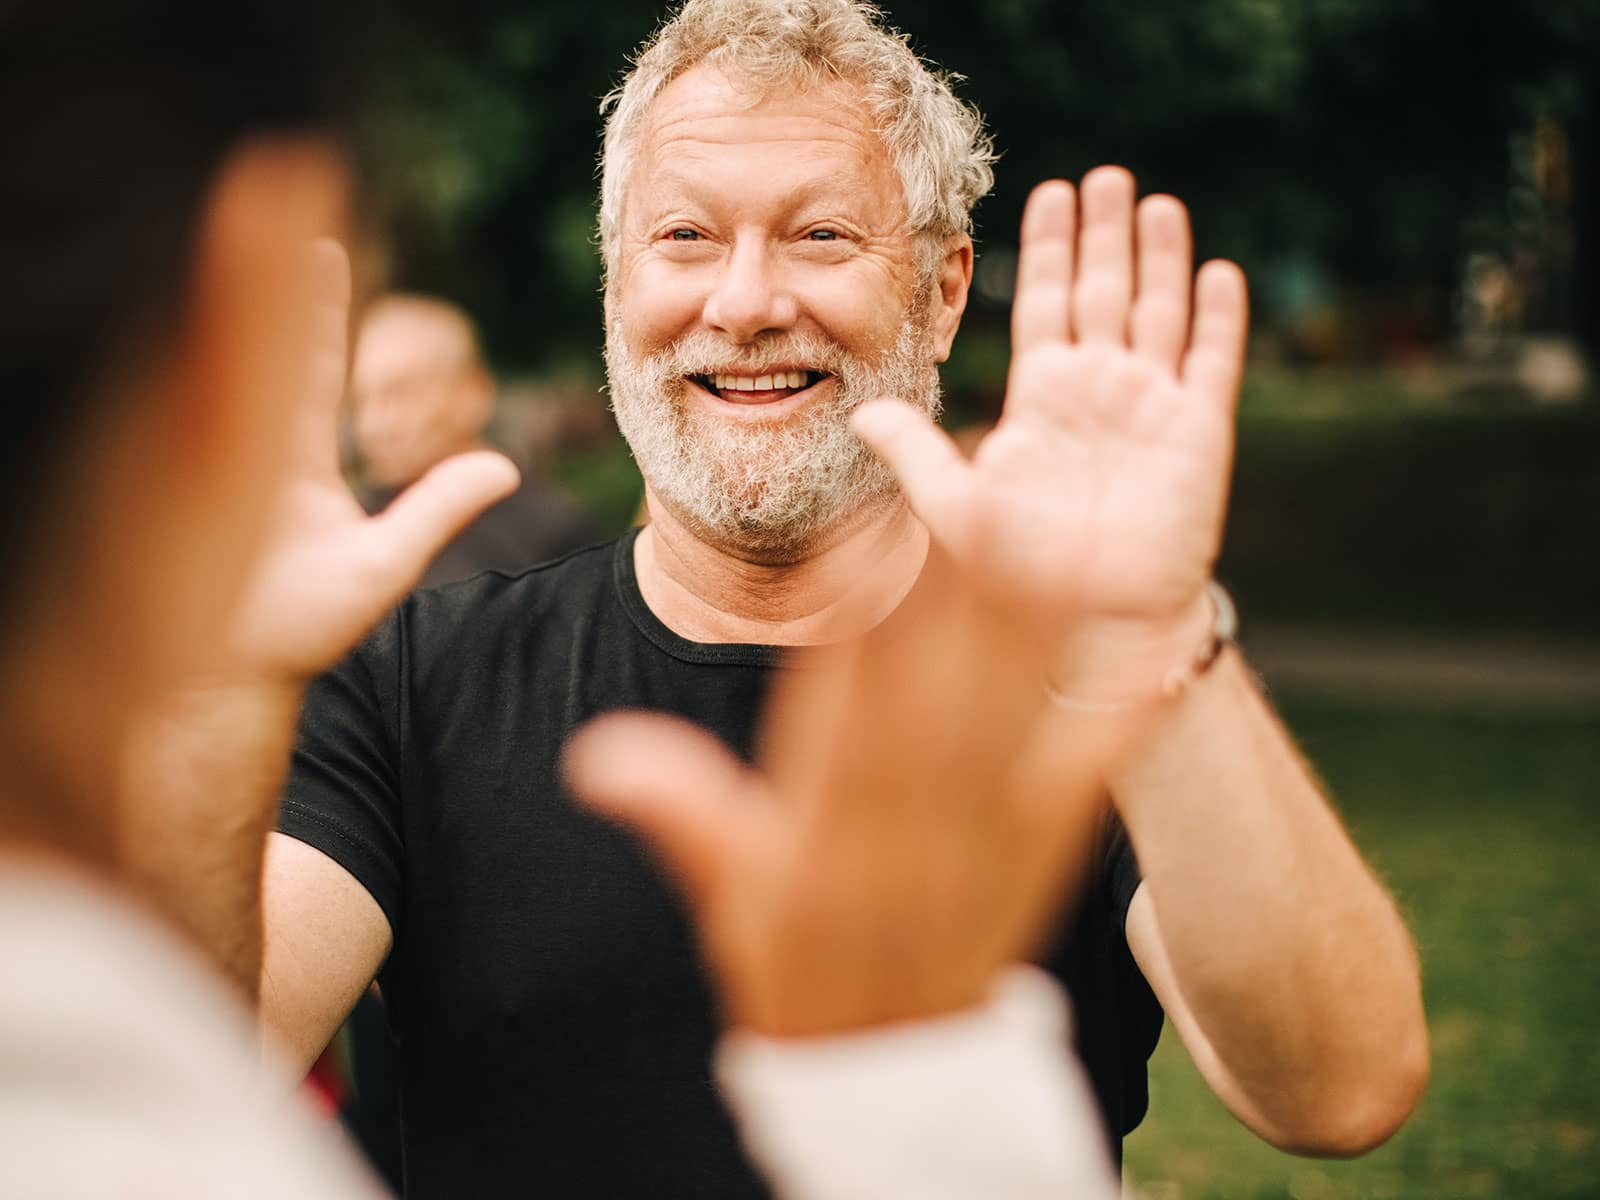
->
[708, 372, 816, 392]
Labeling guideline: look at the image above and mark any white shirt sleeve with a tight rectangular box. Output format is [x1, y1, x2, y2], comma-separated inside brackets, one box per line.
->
[0, 864, 387, 1200]
[714, 966, 1121, 1200]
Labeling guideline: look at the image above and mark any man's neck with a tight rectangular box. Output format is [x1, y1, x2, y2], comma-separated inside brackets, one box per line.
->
[635, 492, 929, 646]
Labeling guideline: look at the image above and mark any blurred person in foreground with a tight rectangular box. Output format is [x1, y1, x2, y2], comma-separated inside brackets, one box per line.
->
[0, 2, 1133, 1196]
[350, 294, 597, 586]
[0, 3, 412, 1193]
[125, 0, 1428, 1195]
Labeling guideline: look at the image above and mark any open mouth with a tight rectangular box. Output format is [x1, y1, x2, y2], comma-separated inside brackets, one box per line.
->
[688, 369, 831, 404]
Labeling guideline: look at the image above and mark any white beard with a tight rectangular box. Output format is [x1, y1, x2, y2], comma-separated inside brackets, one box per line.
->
[604, 314, 942, 562]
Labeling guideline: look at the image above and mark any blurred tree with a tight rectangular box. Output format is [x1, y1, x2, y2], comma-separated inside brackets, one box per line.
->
[354, 0, 1600, 370]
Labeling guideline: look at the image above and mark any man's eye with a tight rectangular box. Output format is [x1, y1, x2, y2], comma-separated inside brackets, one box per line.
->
[669, 228, 700, 241]
[807, 229, 839, 241]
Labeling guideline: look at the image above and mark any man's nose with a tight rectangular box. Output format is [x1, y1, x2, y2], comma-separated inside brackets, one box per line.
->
[702, 236, 798, 343]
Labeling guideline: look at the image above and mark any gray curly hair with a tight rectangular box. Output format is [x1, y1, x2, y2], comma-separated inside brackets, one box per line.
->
[597, 0, 996, 277]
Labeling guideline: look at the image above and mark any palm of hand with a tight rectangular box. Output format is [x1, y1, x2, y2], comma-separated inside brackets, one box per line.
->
[964, 340, 1232, 623]
[854, 169, 1247, 633]
[228, 476, 382, 679]
[223, 241, 518, 682]
[566, 553, 1117, 1038]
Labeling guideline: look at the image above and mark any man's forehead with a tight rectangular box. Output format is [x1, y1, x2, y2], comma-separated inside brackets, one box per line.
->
[354, 311, 465, 379]
[638, 64, 887, 171]
[630, 64, 905, 228]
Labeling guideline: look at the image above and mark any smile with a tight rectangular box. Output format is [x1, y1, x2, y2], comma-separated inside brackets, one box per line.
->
[687, 369, 831, 405]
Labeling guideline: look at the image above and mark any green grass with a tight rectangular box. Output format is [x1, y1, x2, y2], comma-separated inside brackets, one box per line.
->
[1124, 696, 1600, 1200]
[1218, 405, 1600, 637]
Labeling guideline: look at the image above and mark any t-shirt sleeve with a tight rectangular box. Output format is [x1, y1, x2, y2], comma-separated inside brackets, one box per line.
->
[1103, 811, 1164, 1135]
[277, 612, 406, 936]
[1102, 811, 1145, 932]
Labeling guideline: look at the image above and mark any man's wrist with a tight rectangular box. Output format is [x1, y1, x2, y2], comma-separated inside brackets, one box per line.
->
[1046, 585, 1228, 711]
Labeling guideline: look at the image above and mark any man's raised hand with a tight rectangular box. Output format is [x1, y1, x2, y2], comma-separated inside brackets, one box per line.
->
[854, 168, 1247, 689]
[227, 240, 519, 681]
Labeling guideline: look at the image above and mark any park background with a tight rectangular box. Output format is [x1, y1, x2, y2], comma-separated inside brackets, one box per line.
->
[349, 3, 1598, 1196]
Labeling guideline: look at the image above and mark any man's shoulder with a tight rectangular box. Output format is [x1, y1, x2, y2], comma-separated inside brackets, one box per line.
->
[391, 535, 623, 660]
[414, 536, 616, 610]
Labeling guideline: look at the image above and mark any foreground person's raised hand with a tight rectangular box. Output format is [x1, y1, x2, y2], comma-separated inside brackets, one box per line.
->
[228, 239, 520, 680]
[565, 554, 1141, 1198]
[856, 168, 1427, 1155]
[853, 166, 1245, 699]
[119, 240, 517, 994]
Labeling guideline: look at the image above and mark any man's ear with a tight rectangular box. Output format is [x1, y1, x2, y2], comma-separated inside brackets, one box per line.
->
[928, 236, 973, 364]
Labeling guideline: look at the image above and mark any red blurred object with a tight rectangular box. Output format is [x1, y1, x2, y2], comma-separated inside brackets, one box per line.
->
[303, 1044, 349, 1117]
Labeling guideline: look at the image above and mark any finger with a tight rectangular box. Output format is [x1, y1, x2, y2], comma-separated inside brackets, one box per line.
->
[759, 639, 863, 819]
[1072, 166, 1137, 345]
[1130, 195, 1192, 373]
[361, 450, 521, 600]
[1010, 180, 1076, 355]
[851, 400, 975, 552]
[814, 551, 1043, 833]
[759, 558, 984, 827]
[563, 712, 767, 907]
[998, 739, 1113, 953]
[999, 716, 1129, 956]
[295, 239, 353, 479]
[865, 554, 1042, 767]
[1181, 260, 1249, 408]
[307, 238, 351, 396]
[858, 545, 997, 687]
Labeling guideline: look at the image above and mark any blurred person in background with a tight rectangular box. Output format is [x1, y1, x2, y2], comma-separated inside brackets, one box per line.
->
[350, 294, 597, 587]
[341, 292, 597, 1189]
[0, 2, 1135, 1197]
[124, 0, 1427, 1196]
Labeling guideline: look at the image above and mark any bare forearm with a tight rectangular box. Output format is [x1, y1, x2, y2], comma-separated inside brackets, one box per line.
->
[119, 679, 306, 999]
[1112, 650, 1426, 1149]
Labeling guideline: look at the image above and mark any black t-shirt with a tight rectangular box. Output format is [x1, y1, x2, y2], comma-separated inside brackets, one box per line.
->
[280, 529, 1164, 1198]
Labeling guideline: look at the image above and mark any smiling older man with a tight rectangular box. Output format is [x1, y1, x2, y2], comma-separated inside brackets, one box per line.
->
[130, 1, 1427, 1196]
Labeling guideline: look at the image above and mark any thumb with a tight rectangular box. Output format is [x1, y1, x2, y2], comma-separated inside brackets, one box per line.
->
[562, 712, 769, 908]
[363, 450, 521, 597]
[851, 400, 975, 547]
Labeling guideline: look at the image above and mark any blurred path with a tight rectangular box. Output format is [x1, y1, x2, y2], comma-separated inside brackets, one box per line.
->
[1246, 626, 1600, 709]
